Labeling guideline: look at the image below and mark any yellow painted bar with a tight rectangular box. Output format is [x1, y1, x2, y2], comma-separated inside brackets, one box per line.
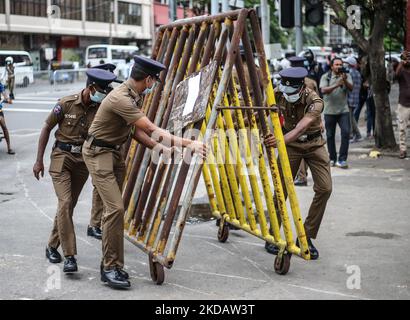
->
[263, 63, 309, 259]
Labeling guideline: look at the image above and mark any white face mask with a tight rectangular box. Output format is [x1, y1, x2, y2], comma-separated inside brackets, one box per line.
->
[282, 90, 301, 103]
[90, 90, 106, 103]
[278, 83, 299, 94]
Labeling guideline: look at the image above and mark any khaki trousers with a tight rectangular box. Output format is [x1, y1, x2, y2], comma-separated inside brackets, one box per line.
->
[277, 137, 332, 239]
[82, 141, 126, 270]
[48, 149, 89, 256]
[397, 104, 410, 152]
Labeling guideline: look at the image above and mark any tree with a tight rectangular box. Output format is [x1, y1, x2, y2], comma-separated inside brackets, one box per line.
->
[324, 0, 402, 149]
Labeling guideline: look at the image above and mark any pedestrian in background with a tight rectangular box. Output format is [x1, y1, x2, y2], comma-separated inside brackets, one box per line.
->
[0, 81, 15, 155]
[396, 50, 410, 159]
[344, 57, 363, 142]
[320, 57, 353, 169]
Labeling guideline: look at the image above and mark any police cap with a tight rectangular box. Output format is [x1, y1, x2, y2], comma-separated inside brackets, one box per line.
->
[132, 55, 166, 82]
[92, 63, 116, 73]
[288, 56, 306, 68]
[86, 68, 117, 93]
[279, 67, 308, 88]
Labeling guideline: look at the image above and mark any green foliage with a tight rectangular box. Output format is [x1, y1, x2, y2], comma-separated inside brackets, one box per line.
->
[244, 0, 288, 47]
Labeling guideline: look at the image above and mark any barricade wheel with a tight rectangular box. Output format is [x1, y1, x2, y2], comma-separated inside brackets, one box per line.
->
[217, 222, 229, 243]
[149, 255, 165, 285]
[274, 253, 291, 275]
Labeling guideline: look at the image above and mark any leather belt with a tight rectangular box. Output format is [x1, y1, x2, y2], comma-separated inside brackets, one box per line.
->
[55, 141, 82, 154]
[86, 134, 121, 151]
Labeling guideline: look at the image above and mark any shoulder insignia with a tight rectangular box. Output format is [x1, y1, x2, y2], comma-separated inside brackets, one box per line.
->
[53, 104, 62, 115]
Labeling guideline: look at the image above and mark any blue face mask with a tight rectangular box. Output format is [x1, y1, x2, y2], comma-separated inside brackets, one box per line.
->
[90, 90, 106, 104]
[142, 82, 156, 95]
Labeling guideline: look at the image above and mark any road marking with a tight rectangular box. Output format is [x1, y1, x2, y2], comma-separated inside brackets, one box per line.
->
[3, 108, 50, 113]
[173, 267, 267, 283]
[286, 284, 371, 300]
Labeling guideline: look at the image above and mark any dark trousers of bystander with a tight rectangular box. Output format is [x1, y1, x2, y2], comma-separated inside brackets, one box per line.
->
[325, 112, 351, 162]
[366, 96, 376, 136]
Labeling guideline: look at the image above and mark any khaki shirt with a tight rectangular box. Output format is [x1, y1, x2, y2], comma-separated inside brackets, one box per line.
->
[305, 77, 319, 95]
[275, 87, 324, 134]
[45, 91, 98, 145]
[88, 80, 145, 145]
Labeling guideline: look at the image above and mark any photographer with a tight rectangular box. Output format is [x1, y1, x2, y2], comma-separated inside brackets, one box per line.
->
[320, 57, 353, 168]
[396, 51, 410, 159]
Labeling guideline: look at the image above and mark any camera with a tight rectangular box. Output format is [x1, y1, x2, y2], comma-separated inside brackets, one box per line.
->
[338, 66, 350, 74]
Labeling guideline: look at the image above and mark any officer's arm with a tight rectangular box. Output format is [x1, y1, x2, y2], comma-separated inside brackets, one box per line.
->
[33, 124, 52, 180]
[132, 125, 159, 150]
[134, 116, 207, 157]
[284, 117, 315, 145]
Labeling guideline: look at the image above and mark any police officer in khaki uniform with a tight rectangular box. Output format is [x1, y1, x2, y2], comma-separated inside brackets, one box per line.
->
[264, 67, 332, 259]
[289, 56, 321, 187]
[82, 56, 207, 288]
[33, 68, 116, 272]
[86, 63, 123, 239]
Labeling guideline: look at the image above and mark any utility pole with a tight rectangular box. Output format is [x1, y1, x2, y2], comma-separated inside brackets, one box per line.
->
[294, 0, 303, 54]
[260, 0, 270, 44]
[222, 0, 229, 13]
[169, 0, 177, 22]
[211, 0, 219, 15]
[109, 0, 114, 45]
[406, 0, 410, 50]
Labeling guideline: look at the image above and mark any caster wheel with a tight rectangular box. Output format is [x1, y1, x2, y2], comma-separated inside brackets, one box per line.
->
[148, 254, 165, 285]
[217, 221, 229, 243]
[274, 252, 291, 275]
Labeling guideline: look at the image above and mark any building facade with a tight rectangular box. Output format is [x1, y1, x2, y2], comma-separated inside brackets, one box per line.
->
[0, 0, 152, 69]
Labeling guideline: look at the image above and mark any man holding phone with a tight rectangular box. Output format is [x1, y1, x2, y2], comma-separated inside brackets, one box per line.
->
[320, 57, 353, 169]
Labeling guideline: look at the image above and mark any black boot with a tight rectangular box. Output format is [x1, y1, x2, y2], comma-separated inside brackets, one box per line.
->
[63, 256, 78, 273]
[101, 268, 130, 288]
[265, 241, 279, 255]
[45, 246, 62, 263]
[87, 225, 102, 240]
[100, 263, 129, 280]
[296, 238, 319, 260]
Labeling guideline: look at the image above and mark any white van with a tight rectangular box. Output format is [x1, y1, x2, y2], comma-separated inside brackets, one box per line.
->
[0, 50, 34, 87]
[85, 44, 139, 78]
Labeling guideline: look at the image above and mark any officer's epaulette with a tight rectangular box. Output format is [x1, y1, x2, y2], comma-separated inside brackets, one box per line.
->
[58, 93, 81, 105]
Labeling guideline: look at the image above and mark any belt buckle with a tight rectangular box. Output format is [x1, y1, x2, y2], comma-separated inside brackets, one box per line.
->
[71, 145, 82, 154]
[298, 134, 308, 142]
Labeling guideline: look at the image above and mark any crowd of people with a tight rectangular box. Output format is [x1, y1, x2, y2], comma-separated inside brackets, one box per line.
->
[273, 48, 408, 188]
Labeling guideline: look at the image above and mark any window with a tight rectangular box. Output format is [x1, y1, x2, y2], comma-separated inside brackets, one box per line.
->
[11, 0, 47, 17]
[87, 0, 112, 23]
[112, 49, 138, 59]
[52, 0, 82, 20]
[88, 47, 108, 59]
[0, 0, 5, 14]
[118, 1, 142, 26]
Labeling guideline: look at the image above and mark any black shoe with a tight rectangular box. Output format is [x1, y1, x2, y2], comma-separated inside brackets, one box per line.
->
[45, 246, 62, 263]
[100, 264, 129, 280]
[101, 268, 131, 288]
[296, 238, 319, 260]
[265, 241, 279, 255]
[63, 256, 78, 273]
[87, 226, 102, 240]
[294, 178, 308, 186]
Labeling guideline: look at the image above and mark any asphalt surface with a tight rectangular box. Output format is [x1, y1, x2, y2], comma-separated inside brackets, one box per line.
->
[0, 82, 409, 300]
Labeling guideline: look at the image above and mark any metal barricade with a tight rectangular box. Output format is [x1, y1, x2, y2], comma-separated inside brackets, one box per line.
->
[122, 8, 310, 285]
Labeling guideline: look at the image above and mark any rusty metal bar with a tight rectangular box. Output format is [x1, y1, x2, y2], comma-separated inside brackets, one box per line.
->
[131, 25, 197, 232]
[123, 28, 176, 210]
[216, 106, 278, 110]
[125, 26, 189, 228]
[158, 9, 243, 32]
[163, 9, 249, 259]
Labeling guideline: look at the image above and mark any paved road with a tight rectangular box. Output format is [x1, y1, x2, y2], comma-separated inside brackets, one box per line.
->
[0, 84, 409, 300]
